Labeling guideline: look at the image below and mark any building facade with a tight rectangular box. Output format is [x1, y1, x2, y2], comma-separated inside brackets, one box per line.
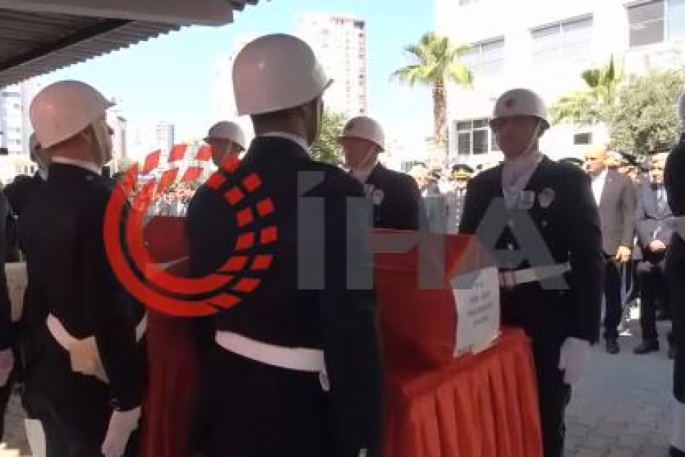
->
[436, 0, 685, 168]
[297, 13, 368, 116]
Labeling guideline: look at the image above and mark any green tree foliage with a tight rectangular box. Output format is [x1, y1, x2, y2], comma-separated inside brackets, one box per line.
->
[550, 55, 622, 126]
[391, 32, 473, 165]
[606, 70, 685, 156]
[310, 110, 346, 166]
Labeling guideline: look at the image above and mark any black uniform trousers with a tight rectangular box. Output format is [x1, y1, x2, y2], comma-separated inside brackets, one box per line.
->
[638, 252, 668, 342]
[603, 257, 624, 339]
[193, 346, 341, 457]
[530, 337, 571, 457]
[667, 240, 685, 403]
[24, 339, 139, 457]
[501, 289, 573, 457]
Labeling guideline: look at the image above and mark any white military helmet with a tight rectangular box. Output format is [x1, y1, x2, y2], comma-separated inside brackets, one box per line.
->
[204, 121, 246, 150]
[30, 80, 113, 149]
[492, 88, 549, 129]
[338, 116, 385, 151]
[232, 34, 333, 116]
[677, 89, 685, 125]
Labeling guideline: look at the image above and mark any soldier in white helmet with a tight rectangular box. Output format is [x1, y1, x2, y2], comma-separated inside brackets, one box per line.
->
[204, 121, 246, 168]
[20, 80, 146, 457]
[665, 89, 685, 457]
[459, 88, 604, 457]
[338, 115, 425, 230]
[187, 34, 382, 457]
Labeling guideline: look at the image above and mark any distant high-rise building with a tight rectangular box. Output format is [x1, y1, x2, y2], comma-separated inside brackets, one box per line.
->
[156, 122, 175, 160]
[127, 121, 175, 168]
[296, 13, 368, 116]
[1, 80, 39, 155]
[107, 102, 127, 162]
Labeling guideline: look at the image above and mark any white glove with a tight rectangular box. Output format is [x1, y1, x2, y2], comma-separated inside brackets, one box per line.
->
[68, 336, 109, 383]
[558, 337, 590, 385]
[101, 407, 141, 457]
[0, 349, 14, 387]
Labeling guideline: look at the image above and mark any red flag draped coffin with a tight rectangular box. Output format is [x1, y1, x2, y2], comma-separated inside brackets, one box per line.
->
[372, 230, 499, 373]
[140, 215, 198, 457]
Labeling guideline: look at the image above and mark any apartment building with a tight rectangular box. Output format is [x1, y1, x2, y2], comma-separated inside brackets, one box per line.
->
[436, 0, 685, 167]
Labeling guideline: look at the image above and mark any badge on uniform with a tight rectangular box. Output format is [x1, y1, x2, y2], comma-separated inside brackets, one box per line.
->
[518, 191, 535, 210]
[538, 188, 556, 209]
[371, 189, 384, 205]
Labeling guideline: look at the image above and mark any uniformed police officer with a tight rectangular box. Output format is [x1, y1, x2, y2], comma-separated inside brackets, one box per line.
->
[459, 88, 604, 457]
[665, 89, 685, 457]
[187, 34, 383, 457]
[339, 115, 425, 230]
[204, 121, 246, 168]
[21, 80, 146, 457]
[446, 164, 473, 233]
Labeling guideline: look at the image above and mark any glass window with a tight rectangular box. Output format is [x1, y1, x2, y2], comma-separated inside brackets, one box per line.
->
[473, 129, 489, 155]
[668, 0, 685, 39]
[573, 132, 592, 145]
[628, 0, 665, 47]
[464, 38, 505, 76]
[454, 118, 496, 156]
[457, 132, 471, 155]
[532, 16, 593, 67]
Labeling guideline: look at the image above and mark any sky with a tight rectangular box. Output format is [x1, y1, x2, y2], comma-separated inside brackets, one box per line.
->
[40, 0, 436, 141]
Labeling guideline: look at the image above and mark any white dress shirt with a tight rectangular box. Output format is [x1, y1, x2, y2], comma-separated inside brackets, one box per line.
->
[591, 168, 608, 206]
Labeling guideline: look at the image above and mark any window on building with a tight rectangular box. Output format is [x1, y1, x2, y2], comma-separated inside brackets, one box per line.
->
[532, 16, 593, 67]
[573, 132, 593, 145]
[455, 118, 494, 156]
[628, 0, 665, 47]
[668, 0, 685, 39]
[463, 38, 505, 76]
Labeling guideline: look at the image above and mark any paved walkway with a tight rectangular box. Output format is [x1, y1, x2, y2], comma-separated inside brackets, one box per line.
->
[1, 313, 677, 456]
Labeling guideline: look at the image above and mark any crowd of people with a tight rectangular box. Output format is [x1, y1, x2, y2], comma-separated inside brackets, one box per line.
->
[0, 31, 682, 457]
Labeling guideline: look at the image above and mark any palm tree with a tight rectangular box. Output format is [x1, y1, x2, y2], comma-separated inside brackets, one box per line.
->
[391, 32, 473, 165]
[550, 55, 622, 126]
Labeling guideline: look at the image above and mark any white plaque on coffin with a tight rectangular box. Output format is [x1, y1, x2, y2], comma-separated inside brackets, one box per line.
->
[453, 267, 500, 356]
[5, 262, 28, 322]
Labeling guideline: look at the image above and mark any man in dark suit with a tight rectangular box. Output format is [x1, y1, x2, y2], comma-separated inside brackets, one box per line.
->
[634, 153, 675, 355]
[187, 34, 383, 457]
[584, 145, 637, 354]
[460, 88, 604, 457]
[338, 115, 424, 230]
[0, 191, 15, 440]
[21, 80, 145, 457]
[665, 91, 685, 457]
[4, 134, 49, 218]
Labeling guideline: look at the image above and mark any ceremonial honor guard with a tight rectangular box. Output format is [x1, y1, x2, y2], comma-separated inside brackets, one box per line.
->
[20, 80, 145, 457]
[187, 34, 383, 457]
[459, 88, 604, 457]
[339, 115, 425, 230]
[204, 121, 246, 168]
[665, 90, 685, 457]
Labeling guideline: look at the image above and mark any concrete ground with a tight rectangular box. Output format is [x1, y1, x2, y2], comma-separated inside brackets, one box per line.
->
[0, 310, 678, 456]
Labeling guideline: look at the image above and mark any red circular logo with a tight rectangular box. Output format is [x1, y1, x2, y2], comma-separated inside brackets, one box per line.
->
[104, 144, 278, 317]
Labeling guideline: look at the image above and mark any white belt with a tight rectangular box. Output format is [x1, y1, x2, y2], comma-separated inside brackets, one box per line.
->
[499, 262, 571, 289]
[46, 313, 148, 351]
[215, 331, 329, 391]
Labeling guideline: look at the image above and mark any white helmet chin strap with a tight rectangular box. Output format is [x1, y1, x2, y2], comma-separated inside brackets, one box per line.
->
[517, 120, 542, 160]
[349, 145, 378, 178]
[91, 119, 113, 167]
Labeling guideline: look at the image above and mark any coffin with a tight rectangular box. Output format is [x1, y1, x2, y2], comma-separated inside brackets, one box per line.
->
[373, 230, 499, 373]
